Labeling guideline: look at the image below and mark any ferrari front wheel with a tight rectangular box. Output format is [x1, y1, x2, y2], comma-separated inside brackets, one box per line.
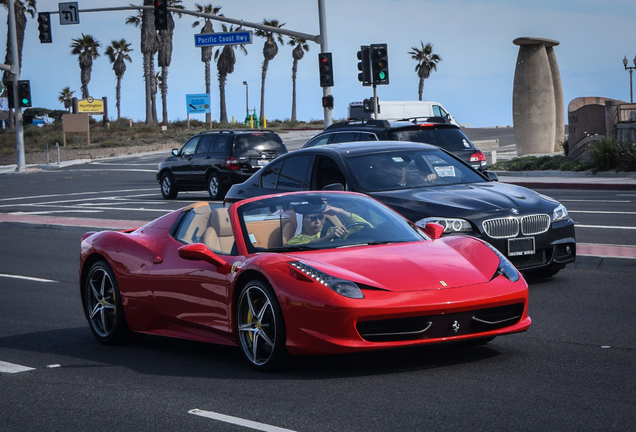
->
[236, 280, 287, 371]
[84, 260, 136, 345]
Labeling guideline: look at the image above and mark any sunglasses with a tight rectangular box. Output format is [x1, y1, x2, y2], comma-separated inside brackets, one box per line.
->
[305, 214, 325, 222]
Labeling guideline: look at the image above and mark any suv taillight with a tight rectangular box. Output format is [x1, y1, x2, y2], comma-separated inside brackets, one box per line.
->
[470, 150, 486, 162]
[226, 156, 239, 170]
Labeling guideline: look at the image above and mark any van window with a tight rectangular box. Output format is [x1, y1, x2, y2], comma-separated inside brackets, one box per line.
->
[195, 135, 215, 154]
[330, 132, 358, 144]
[180, 137, 200, 156]
[234, 133, 286, 157]
[214, 135, 233, 155]
[388, 127, 475, 151]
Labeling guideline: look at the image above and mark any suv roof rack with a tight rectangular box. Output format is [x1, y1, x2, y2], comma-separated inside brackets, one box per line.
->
[396, 116, 451, 124]
[327, 119, 392, 130]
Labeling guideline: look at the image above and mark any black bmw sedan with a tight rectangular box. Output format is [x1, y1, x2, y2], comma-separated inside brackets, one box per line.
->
[225, 141, 575, 277]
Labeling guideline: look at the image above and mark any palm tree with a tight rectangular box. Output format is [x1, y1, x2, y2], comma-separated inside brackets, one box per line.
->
[104, 39, 133, 120]
[1, 0, 36, 129]
[288, 36, 309, 122]
[70, 34, 100, 99]
[214, 25, 248, 123]
[157, 0, 185, 124]
[254, 19, 285, 122]
[126, 0, 159, 124]
[408, 41, 441, 101]
[192, 4, 222, 124]
[58, 87, 75, 112]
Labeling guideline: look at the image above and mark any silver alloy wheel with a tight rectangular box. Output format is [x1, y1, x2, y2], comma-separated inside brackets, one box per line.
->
[86, 266, 117, 338]
[208, 174, 220, 198]
[162, 176, 172, 196]
[237, 283, 277, 367]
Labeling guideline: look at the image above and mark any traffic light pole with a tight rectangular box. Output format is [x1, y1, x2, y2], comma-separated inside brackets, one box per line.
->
[7, 0, 26, 171]
[373, 85, 378, 120]
[317, 0, 333, 128]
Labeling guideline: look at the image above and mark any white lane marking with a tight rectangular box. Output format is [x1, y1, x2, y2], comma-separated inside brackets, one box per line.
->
[10, 210, 102, 215]
[65, 168, 157, 173]
[188, 409, 297, 432]
[0, 188, 158, 202]
[0, 361, 35, 373]
[0, 273, 57, 283]
[560, 199, 631, 203]
[576, 224, 636, 230]
[10, 205, 171, 214]
[569, 210, 636, 215]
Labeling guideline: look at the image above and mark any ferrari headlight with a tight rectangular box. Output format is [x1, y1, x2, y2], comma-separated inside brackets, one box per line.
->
[484, 242, 520, 282]
[289, 261, 364, 299]
[415, 217, 472, 234]
[552, 203, 569, 222]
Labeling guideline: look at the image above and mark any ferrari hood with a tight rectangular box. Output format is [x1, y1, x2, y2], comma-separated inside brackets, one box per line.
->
[285, 238, 501, 292]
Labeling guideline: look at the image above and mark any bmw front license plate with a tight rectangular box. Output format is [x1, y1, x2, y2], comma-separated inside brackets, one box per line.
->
[508, 237, 535, 256]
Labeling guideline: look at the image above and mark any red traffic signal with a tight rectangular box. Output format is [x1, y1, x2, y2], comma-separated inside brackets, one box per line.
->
[37, 12, 52, 44]
[318, 52, 334, 88]
[154, 0, 168, 31]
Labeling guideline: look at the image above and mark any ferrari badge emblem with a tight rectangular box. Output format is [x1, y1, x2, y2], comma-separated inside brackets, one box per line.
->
[452, 320, 460, 333]
[439, 281, 448, 287]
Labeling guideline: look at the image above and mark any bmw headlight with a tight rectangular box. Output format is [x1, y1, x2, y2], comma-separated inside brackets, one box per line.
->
[552, 203, 569, 222]
[415, 217, 472, 234]
[484, 242, 520, 282]
[289, 261, 364, 299]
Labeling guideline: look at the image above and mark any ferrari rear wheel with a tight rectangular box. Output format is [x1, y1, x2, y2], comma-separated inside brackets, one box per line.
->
[84, 260, 136, 345]
[236, 280, 287, 371]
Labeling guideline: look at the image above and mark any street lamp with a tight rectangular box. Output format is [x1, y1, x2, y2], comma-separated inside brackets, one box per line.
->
[623, 55, 636, 103]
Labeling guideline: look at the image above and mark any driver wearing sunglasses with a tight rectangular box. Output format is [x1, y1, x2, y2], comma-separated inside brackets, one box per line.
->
[286, 204, 369, 246]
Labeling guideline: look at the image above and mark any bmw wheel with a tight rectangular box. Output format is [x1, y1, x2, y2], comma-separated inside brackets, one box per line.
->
[207, 172, 223, 200]
[236, 280, 287, 371]
[161, 172, 178, 199]
[84, 260, 138, 344]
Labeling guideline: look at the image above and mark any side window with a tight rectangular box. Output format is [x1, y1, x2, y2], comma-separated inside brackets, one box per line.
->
[195, 135, 215, 154]
[312, 156, 347, 190]
[330, 132, 358, 143]
[260, 159, 283, 189]
[214, 135, 233, 155]
[180, 137, 200, 156]
[356, 132, 378, 142]
[173, 205, 212, 245]
[304, 134, 330, 148]
[277, 155, 313, 191]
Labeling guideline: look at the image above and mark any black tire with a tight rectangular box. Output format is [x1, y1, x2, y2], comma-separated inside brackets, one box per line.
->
[161, 172, 178, 199]
[236, 280, 287, 371]
[207, 172, 224, 200]
[83, 260, 138, 345]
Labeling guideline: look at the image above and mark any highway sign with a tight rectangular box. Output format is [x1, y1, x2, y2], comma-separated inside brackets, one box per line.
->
[59, 2, 79, 25]
[194, 31, 253, 47]
[186, 94, 210, 114]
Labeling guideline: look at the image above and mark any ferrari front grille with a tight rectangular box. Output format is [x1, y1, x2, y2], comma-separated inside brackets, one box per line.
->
[356, 304, 525, 342]
[483, 214, 550, 239]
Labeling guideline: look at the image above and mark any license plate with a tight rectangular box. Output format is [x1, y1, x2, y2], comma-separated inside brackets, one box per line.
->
[257, 159, 269, 166]
[508, 237, 535, 256]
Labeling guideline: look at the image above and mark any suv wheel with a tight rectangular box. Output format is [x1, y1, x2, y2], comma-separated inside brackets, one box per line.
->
[208, 173, 224, 200]
[160, 172, 178, 199]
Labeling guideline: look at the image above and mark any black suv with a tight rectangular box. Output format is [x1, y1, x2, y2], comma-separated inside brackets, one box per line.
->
[157, 130, 287, 200]
[302, 118, 487, 170]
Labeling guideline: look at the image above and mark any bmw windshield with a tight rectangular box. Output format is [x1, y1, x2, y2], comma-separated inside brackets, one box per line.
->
[346, 148, 487, 192]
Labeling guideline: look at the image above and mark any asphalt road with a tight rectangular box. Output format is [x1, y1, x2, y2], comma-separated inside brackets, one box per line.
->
[1, 152, 635, 431]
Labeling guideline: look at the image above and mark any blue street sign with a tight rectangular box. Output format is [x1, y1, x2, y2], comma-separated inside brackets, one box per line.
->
[194, 31, 253, 47]
[186, 94, 210, 114]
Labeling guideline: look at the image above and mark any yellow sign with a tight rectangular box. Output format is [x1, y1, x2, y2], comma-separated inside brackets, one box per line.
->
[78, 97, 104, 114]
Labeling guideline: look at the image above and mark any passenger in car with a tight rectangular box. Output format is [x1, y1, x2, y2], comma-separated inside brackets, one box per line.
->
[286, 203, 369, 246]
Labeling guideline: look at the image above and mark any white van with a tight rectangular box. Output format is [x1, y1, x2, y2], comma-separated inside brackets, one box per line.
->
[348, 100, 459, 125]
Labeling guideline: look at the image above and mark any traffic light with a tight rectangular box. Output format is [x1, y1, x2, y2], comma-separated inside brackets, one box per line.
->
[6, 82, 14, 109]
[18, 80, 32, 108]
[357, 46, 371, 86]
[154, 0, 168, 31]
[363, 98, 373, 113]
[370, 43, 389, 85]
[37, 12, 52, 44]
[318, 52, 334, 88]
[321, 95, 334, 109]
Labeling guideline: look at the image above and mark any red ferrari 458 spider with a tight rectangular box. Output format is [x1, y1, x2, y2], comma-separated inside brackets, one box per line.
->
[80, 191, 530, 370]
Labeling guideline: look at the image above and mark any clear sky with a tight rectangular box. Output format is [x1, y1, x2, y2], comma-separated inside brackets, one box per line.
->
[3, 0, 636, 128]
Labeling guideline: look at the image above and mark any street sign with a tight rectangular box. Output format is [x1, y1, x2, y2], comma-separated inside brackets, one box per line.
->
[59, 2, 79, 25]
[78, 97, 104, 115]
[186, 94, 210, 114]
[194, 31, 253, 47]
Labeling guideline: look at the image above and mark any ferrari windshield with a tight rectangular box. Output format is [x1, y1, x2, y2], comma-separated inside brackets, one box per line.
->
[346, 148, 487, 192]
[237, 192, 426, 253]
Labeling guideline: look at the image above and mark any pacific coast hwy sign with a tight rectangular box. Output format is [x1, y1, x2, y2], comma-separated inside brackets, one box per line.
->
[194, 31, 253, 47]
